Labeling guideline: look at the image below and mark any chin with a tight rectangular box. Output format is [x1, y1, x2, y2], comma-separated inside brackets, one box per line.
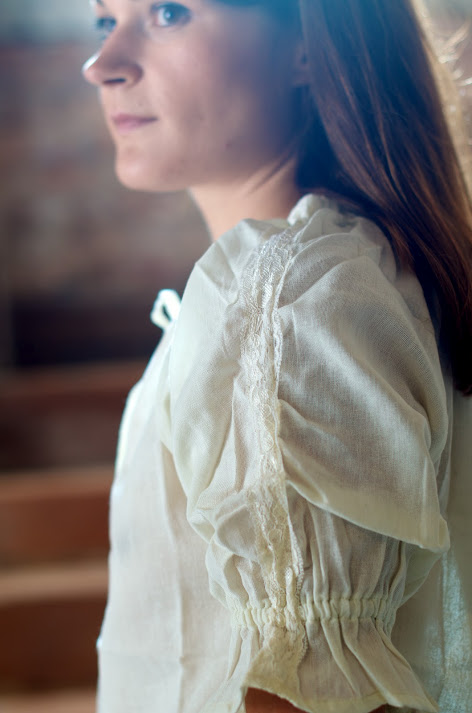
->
[115, 157, 156, 192]
[115, 166, 188, 193]
[113, 142, 191, 193]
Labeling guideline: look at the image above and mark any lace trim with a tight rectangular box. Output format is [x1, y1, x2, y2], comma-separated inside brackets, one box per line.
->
[239, 227, 306, 691]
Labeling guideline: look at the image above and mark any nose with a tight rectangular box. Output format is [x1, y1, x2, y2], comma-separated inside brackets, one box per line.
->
[82, 41, 142, 87]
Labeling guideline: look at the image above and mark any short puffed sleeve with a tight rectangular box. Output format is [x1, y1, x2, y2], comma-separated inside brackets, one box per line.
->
[168, 196, 451, 713]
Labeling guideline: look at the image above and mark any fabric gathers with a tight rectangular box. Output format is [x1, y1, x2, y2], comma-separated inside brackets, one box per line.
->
[96, 194, 471, 713]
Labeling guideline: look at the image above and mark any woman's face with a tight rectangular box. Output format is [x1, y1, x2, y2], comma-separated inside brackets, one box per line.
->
[83, 0, 301, 194]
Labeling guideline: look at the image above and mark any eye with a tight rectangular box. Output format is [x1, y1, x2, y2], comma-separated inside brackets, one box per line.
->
[94, 15, 117, 41]
[150, 3, 191, 28]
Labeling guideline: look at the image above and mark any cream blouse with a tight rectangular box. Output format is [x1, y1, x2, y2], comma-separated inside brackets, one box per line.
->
[96, 195, 472, 713]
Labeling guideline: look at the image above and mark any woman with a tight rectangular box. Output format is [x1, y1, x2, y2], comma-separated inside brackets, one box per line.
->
[83, 1, 472, 712]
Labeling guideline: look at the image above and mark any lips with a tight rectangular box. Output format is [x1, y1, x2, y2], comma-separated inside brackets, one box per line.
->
[111, 114, 157, 133]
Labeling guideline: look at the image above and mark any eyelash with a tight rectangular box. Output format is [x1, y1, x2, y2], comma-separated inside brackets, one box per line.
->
[94, 3, 190, 41]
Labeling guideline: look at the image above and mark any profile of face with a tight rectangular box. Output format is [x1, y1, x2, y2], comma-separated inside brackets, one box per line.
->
[83, 0, 305, 195]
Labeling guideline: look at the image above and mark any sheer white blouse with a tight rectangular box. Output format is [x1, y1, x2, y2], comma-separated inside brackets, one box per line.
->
[96, 194, 472, 713]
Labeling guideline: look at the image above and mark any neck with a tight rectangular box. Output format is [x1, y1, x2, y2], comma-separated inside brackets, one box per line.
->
[189, 157, 304, 241]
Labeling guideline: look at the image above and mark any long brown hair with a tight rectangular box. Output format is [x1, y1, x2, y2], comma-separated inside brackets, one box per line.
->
[217, 0, 472, 395]
[295, 0, 472, 395]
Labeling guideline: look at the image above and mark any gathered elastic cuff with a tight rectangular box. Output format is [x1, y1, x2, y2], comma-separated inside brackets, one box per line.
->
[201, 598, 438, 713]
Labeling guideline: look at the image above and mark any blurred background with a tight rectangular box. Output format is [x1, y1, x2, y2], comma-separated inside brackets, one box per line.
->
[0, 1, 470, 712]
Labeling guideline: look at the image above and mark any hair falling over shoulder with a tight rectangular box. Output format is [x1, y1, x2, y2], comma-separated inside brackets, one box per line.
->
[293, 0, 472, 395]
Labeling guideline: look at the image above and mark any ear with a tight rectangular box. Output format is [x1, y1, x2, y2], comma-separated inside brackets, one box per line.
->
[291, 39, 310, 87]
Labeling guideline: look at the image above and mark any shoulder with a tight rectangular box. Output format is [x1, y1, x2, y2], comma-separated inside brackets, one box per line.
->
[207, 193, 428, 333]
[179, 193, 435, 358]
[192, 193, 395, 298]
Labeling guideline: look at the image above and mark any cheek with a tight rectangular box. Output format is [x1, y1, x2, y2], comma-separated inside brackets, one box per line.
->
[211, 23, 288, 101]
[147, 24, 287, 143]
[148, 52, 209, 127]
[162, 36, 261, 113]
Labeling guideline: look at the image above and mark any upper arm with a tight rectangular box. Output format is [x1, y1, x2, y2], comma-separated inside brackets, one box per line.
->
[169, 215, 449, 713]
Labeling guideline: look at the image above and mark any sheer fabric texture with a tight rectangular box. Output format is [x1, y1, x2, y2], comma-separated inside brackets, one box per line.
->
[97, 195, 471, 713]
